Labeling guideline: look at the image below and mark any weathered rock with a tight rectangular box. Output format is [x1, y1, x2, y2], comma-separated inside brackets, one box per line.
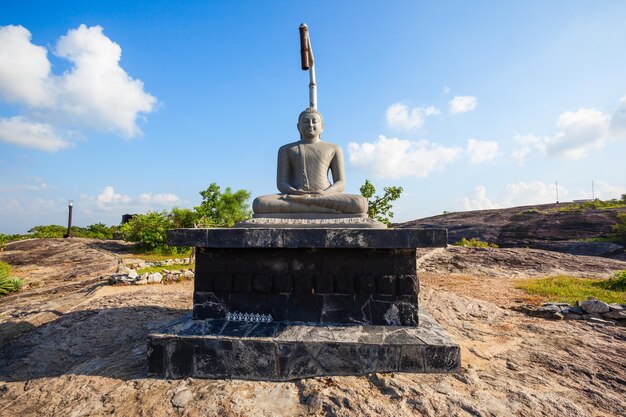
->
[582, 313, 603, 320]
[128, 269, 138, 279]
[134, 278, 148, 285]
[580, 298, 610, 314]
[181, 270, 194, 279]
[608, 303, 626, 311]
[562, 306, 584, 315]
[147, 273, 163, 284]
[601, 310, 626, 320]
[587, 317, 616, 326]
[564, 313, 583, 320]
[171, 389, 193, 408]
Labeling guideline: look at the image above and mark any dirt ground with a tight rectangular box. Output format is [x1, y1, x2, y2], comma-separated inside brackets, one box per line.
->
[0, 239, 625, 417]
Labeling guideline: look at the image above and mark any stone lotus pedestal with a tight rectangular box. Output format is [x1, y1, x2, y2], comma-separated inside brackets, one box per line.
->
[147, 227, 460, 380]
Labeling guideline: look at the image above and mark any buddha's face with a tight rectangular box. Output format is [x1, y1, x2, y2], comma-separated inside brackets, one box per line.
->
[298, 111, 324, 139]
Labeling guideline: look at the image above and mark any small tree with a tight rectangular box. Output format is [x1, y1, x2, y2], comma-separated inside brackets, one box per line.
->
[359, 179, 403, 225]
[170, 207, 198, 228]
[195, 183, 252, 227]
[118, 210, 174, 252]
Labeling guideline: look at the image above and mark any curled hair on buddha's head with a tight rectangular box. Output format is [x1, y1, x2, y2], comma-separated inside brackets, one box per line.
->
[298, 107, 324, 126]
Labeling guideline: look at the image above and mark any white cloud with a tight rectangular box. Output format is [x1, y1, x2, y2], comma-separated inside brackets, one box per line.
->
[0, 180, 48, 192]
[0, 24, 156, 151]
[466, 139, 499, 164]
[97, 186, 130, 205]
[53, 25, 156, 137]
[511, 133, 548, 166]
[449, 96, 477, 114]
[139, 192, 180, 205]
[458, 186, 500, 210]
[610, 96, 626, 133]
[0, 116, 71, 151]
[82, 186, 181, 212]
[512, 97, 626, 163]
[0, 25, 53, 107]
[386, 102, 440, 131]
[459, 181, 567, 211]
[348, 135, 463, 179]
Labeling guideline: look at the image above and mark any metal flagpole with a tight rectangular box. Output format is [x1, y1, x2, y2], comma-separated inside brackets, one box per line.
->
[299, 23, 317, 109]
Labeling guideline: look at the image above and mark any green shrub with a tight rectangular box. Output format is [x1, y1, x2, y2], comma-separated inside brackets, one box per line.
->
[0, 261, 24, 297]
[118, 210, 178, 252]
[611, 213, 626, 245]
[195, 183, 251, 227]
[453, 237, 499, 248]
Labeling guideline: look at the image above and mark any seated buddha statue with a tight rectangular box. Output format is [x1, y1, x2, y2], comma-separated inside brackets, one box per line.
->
[252, 107, 368, 217]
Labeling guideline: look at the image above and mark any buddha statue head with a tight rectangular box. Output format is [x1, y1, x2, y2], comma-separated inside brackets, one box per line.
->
[297, 107, 324, 140]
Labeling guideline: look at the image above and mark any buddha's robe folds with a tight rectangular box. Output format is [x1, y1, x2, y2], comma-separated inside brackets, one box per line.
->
[252, 140, 368, 215]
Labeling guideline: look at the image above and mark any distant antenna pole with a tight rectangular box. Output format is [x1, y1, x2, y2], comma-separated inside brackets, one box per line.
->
[299, 23, 317, 109]
[592, 180, 595, 200]
[555, 181, 559, 204]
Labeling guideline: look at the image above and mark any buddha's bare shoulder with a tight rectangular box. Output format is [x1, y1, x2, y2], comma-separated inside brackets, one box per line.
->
[278, 141, 301, 153]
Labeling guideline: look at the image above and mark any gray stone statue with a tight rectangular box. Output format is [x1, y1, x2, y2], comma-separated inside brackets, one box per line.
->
[252, 107, 368, 217]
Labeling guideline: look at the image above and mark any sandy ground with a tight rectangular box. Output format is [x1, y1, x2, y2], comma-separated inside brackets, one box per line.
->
[0, 239, 624, 417]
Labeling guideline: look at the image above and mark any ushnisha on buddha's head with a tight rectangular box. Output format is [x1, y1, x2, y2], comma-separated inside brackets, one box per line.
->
[297, 107, 324, 140]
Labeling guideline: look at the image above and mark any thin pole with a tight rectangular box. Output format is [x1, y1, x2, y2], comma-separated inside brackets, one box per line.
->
[299, 23, 317, 109]
[592, 180, 595, 200]
[555, 181, 559, 204]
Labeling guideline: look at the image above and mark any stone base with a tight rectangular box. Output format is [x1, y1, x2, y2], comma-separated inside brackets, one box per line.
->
[147, 307, 460, 380]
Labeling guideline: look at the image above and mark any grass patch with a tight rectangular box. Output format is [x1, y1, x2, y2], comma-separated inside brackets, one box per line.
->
[123, 249, 192, 262]
[136, 264, 194, 274]
[0, 261, 24, 297]
[516, 272, 626, 304]
[453, 237, 499, 248]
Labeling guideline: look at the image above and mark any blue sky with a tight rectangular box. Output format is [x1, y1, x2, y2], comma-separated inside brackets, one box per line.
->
[1, 1, 626, 233]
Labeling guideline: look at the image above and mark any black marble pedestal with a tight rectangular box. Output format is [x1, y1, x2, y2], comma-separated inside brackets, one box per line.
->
[147, 307, 460, 380]
[147, 227, 460, 379]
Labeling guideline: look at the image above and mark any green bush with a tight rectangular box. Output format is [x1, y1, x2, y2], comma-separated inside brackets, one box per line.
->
[118, 210, 178, 253]
[195, 183, 251, 227]
[611, 213, 626, 245]
[0, 261, 24, 297]
[453, 237, 499, 248]
[599, 270, 626, 291]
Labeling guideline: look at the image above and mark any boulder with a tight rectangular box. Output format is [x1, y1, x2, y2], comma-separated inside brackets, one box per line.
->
[147, 272, 163, 284]
[580, 298, 610, 314]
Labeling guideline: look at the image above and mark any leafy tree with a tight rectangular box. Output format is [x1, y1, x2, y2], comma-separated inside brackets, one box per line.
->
[28, 225, 66, 238]
[118, 210, 174, 252]
[359, 179, 403, 225]
[170, 207, 198, 228]
[195, 183, 252, 227]
[83, 223, 118, 239]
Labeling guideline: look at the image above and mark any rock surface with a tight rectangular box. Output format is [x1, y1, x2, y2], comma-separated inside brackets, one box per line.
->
[0, 238, 625, 416]
[398, 202, 626, 258]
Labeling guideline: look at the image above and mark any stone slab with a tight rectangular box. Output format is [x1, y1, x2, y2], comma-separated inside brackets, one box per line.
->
[168, 228, 448, 249]
[147, 307, 460, 380]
